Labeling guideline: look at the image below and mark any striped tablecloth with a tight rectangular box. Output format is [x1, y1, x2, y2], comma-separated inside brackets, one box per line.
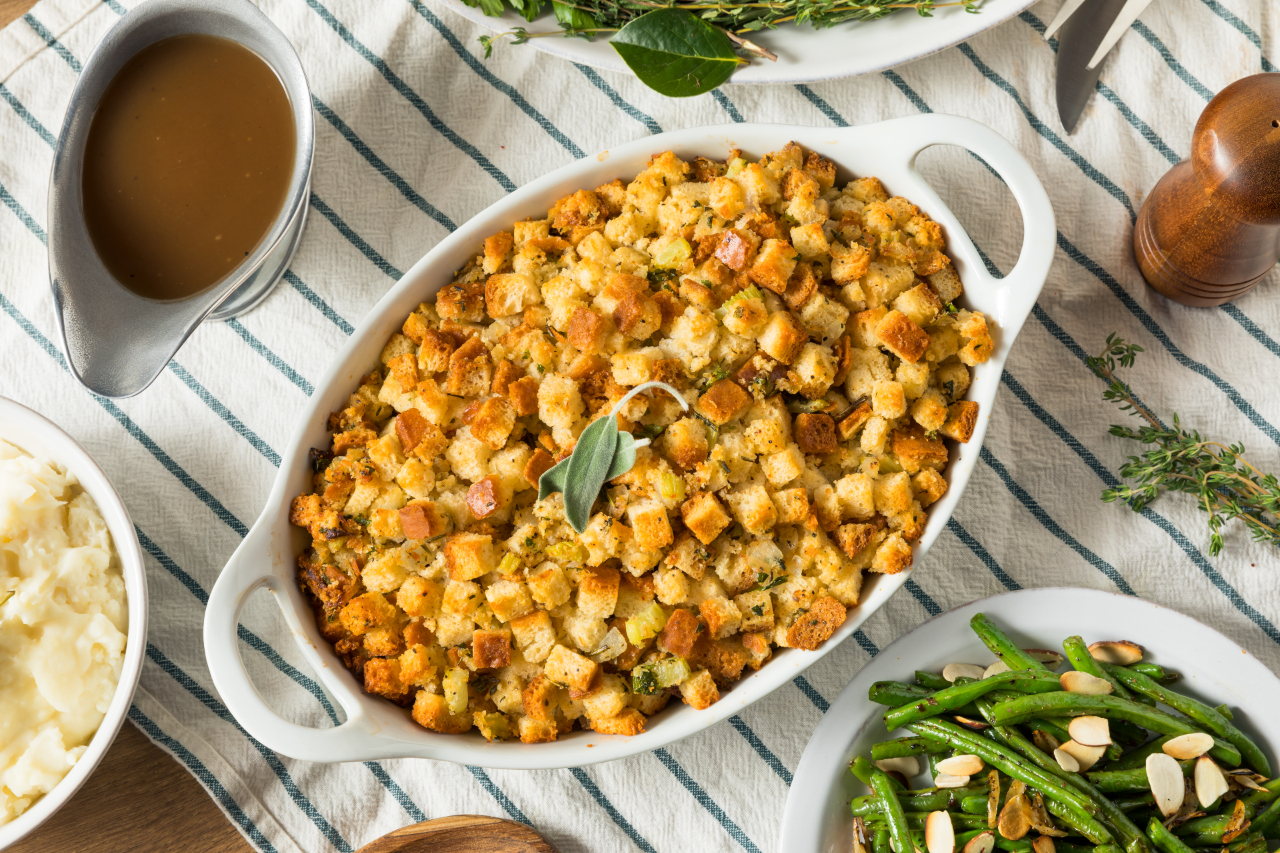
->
[3, 0, 1280, 850]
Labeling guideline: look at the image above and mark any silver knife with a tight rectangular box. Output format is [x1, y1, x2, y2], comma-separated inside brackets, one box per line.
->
[1053, 0, 1153, 132]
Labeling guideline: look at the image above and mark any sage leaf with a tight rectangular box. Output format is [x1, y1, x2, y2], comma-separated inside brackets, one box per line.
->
[564, 412, 619, 533]
[537, 455, 570, 502]
[611, 9, 740, 98]
[607, 431, 638, 482]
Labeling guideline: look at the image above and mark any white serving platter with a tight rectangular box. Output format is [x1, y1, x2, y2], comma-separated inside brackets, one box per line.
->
[204, 116, 1054, 769]
[437, 0, 1038, 85]
[780, 587, 1280, 853]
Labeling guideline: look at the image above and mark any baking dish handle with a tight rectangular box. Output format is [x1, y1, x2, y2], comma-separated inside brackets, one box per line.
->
[885, 113, 1056, 335]
[204, 521, 381, 762]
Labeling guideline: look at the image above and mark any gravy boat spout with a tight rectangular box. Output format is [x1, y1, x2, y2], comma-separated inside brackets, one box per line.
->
[48, 0, 314, 399]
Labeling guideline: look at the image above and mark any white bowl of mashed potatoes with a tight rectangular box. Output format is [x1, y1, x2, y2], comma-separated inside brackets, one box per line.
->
[0, 396, 147, 847]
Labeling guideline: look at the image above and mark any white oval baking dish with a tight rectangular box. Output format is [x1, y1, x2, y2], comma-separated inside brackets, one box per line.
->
[204, 115, 1055, 769]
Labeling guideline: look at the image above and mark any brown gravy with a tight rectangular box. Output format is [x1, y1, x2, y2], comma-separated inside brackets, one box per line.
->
[82, 34, 295, 301]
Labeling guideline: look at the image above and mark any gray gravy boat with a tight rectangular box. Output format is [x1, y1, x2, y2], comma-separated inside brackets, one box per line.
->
[48, 0, 314, 399]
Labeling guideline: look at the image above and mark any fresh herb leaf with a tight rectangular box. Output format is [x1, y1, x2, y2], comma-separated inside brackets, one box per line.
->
[611, 10, 740, 98]
[648, 268, 680, 286]
[0, 590, 13, 607]
[553, 0, 598, 31]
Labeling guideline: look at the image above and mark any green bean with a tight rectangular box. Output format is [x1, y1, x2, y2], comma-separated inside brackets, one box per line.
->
[1242, 777, 1280, 809]
[1063, 636, 1140, 702]
[871, 682, 983, 718]
[971, 613, 1048, 671]
[873, 829, 892, 853]
[960, 794, 988, 814]
[1174, 807, 1257, 837]
[872, 737, 952, 760]
[1112, 793, 1155, 813]
[990, 692, 1241, 766]
[1251, 791, 1280, 838]
[1217, 704, 1234, 721]
[851, 790, 961, 816]
[1106, 737, 1175, 772]
[1094, 845, 1124, 853]
[853, 755, 890, 787]
[884, 670, 1064, 729]
[1085, 762, 1194, 793]
[1103, 664, 1270, 776]
[916, 670, 951, 690]
[870, 770, 913, 853]
[1148, 818, 1200, 853]
[906, 719, 1114, 844]
[1129, 663, 1177, 684]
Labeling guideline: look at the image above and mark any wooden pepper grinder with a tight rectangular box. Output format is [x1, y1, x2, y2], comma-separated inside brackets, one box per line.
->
[1134, 73, 1280, 306]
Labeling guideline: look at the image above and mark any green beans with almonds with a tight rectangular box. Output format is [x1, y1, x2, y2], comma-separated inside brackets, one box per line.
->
[1148, 817, 1201, 853]
[970, 613, 1048, 671]
[915, 670, 951, 690]
[1085, 762, 1194, 793]
[870, 769, 913, 853]
[1102, 664, 1270, 775]
[1106, 736, 1175, 772]
[869, 681, 984, 719]
[870, 736, 951, 759]
[1062, 635, 1142, 702]
[990, 692, 1242, 766]
[883, 669, 1064, 729]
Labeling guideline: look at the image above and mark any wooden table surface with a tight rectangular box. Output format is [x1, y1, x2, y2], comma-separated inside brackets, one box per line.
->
[0, 1, 252, 850]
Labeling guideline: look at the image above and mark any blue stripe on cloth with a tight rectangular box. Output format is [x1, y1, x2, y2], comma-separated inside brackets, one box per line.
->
[1198, 0, 1277, 72]
[1056, 232, 1280, 449]
[569, 768, 659, 853]
[311, 94, 458, 233]
[853, 628, 880, 658]
[1, 182, 46, 242]
[574, 64, 662, 134]
[363, 763, 427, 823]
[728, 716, 793, 785]
[23, 13, 82, 71]
[1221, 304, 1280, 362]
[302, 0, 516, 192]
[793, 675, 830, 712]
[145, 643, 353, 852]
[286, 271, 356, 335]
[466, 766, 533, 825]
[406, 0, 586, 160]
[881, 70, 931, 114]
[225, 318, 315, 396]
[654, 748, 763, 853]
[712, 89, 744, 123]
[904, 579, 941, 616]
[794, 84, 847, 126]
[310, 191, 404, 279]
[978, 445, 1136, 594]
[1131, 21, 1216, 101]
[167, 362, 281, 466]
[0, 83, 56, 145]
[128, 706, 280, 853]
[102, 0, 126, 14]
[946, 518, 1020, 591]
[954, 43, 1138, 223]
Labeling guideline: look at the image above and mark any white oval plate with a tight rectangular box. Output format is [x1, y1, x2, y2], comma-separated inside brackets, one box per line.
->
[437, 0, 1037, 85]
[780, 587, 1280, 853]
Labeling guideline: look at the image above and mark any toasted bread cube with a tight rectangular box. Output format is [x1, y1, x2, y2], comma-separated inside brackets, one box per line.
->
[397, 501, 448, 541]
[545, 645, 599, 694]
[340, 591, 397, 637]
[473, 711, 513, 743]
[517, 716, 559, 744]
[893, 282, 943, 328]
[910, 389, 949, 433]
[709, 176, 746, 220]
[726, 483, 778, 536]
[626, 498, 673, 551]
[836, 399, 874, 442]
[446, 335, 493, 398]
[435, 611, 476, 647]
[412, 690, 472, 734]
[485, 579, 534, 623]
[654, 565, 690, 605]
[362, 658, 408, 700]
[679, 669, 720, 710]
[797, 292, 849, 347]
[860, 415, 890, 454]
[927, 267, 963, 303]
[363, 624, 405, 658]
[871, 380, 907, 419]
[398, 644, 440, 689]
[790, 343, 837, 400]
[835, 520, 886, 560]
[794, 413, 838, 455]
[577, 567, 622, 619]
[722, 292, 769, 337]
[758, 312, 808, 365]
[935, 361, 971, 403]
[940, 400, 979, 443]
[655, 607, 700, 658]
[790, 222, 830, 260]
[537, 372, 585, 430]
[527, 563, 571, 609]
[699, 597, 742, 639]
[734, 590, 774, 633]
[873, 471, 913, 516]
[834, 473, 876, 521]
[467, 397, 515, 451]
[445, 532, 495, 581]
[580, 513, 624, 566]
[748, 239, 799, 294]
[611, 346, 663, 387]
[582, 673, 630, 721]
[442, 579, 484, 616]
[510, 610, 556, 663]
[666, 306, 720, 373]
[695, 379, 752, 426]
[871, 532, 914, 574]
[876, 310, 931, 364]
[830, 241, 871, 285]
[591, 708, 646, 736]
[446, 426, 492, 484]
[913, 469, 948, 507]
[896, 361, 931, 401]
[473, 629, 512, 669]
[713, 228, 760, 271]
[614, 291, 661, 341]
[396, 576, 443, 619]
[784, 595, 847, 651]
[762, 444, 805, 488]
[402, 310, 433, 346]
[663, 534, 709, 581]
[744, 417, 787, 455]
[412, 377, 451, 426]
[771, 487, 810, 524]
[567, 307, 608, 355]
[681, 492, 732, 545]
[892, 424, 948, 474]
[362, 550, 409, 593]
[485, 272, 540, 318]
[482, 230, 514, 274]
[522, 673, 561, 720]
[890, 501, 928, 543]
[660, 417, 709, 471]
[367, 508, 406, 543]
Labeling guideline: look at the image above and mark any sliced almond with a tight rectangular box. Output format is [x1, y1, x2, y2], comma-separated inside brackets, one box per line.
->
[1088, 640, 1144, 665]
[943, 663, 987, 683]
[934, 773, 971, 789]
[853, 816, 870, 853]
[926, 810, 956, 853]
[1163, 733, 1215, 760]
[1027, 792, 1070, 837]
[876, 756, 921, 777]
[1059, 740, 1106, 772]
[1053, 748, 1081, 773]
[936, 755, 985, 776]
[986, 769, 1000, 829]
[1068, 716, 1112, 747]
[954, 716, 989, 731]
[1031, 729, 1061, 754]
[1222, 799, 1250, 843]
[1227, 771, 1268, 793]
[1148, 752, 1187, 817]
[998, 780, 1032, 841]
[1032, 837, 1056, 853]
[984, 660, 1011, 679]
[1060, 671, 1114, 695]
[1025, 649, 1065, 668]
[1195, 755, 1230, 808]
[963, 832, 995, 853]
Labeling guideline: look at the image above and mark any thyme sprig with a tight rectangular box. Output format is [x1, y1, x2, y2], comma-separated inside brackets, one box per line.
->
[1087, 334, 1280, 556]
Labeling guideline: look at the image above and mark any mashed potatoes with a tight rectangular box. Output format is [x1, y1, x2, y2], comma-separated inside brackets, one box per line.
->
[0, 438, 127, 825]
